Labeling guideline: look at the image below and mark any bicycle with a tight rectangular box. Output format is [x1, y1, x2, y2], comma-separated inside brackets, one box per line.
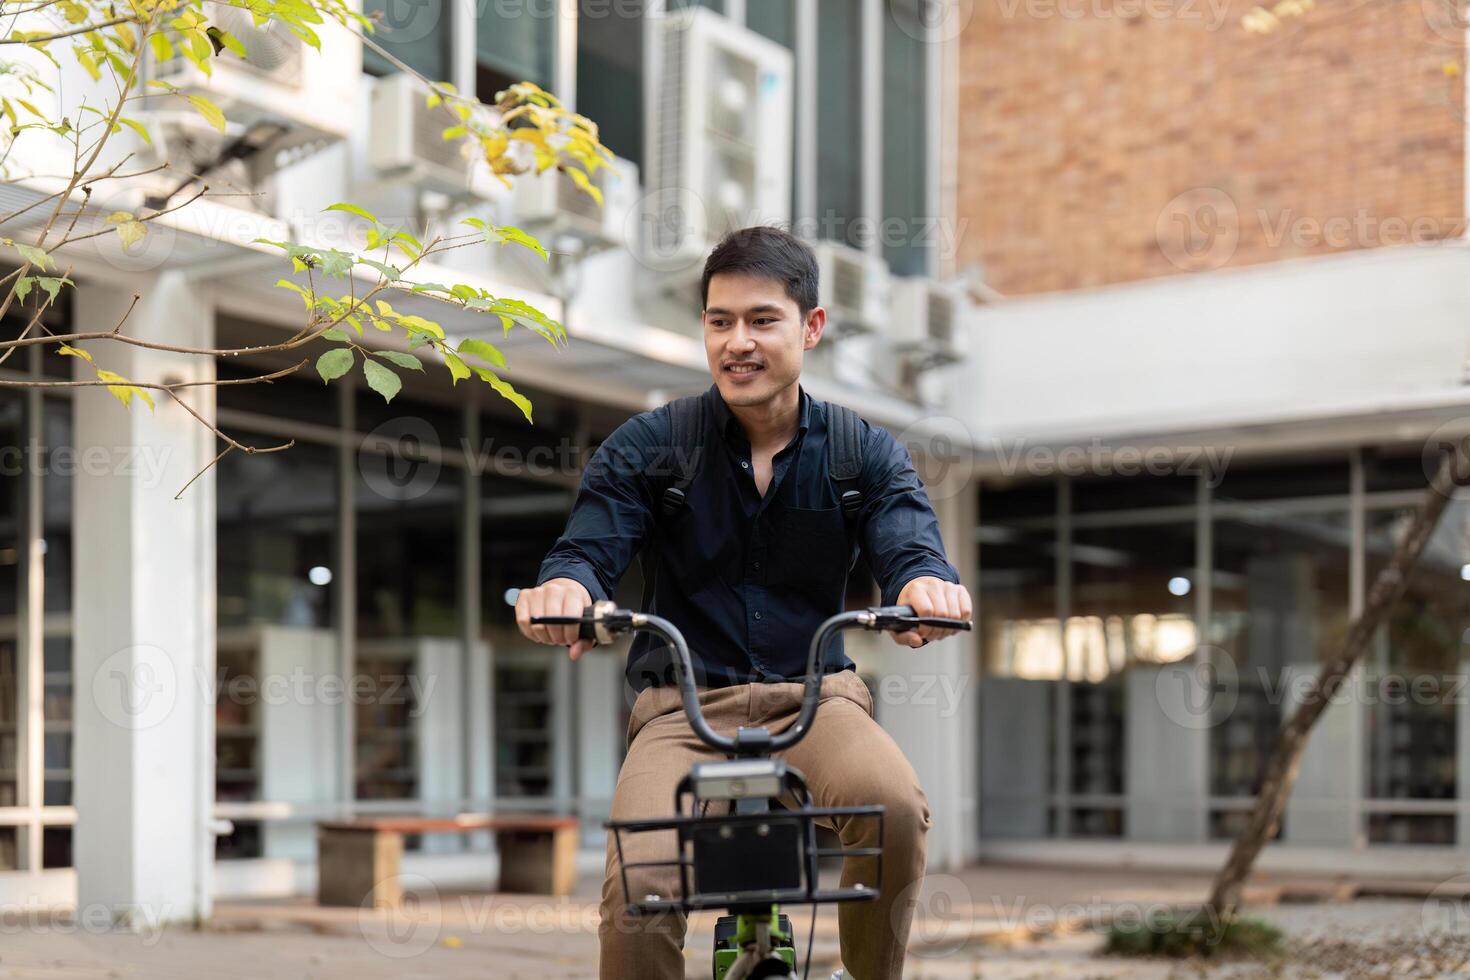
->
[525, 597, 972, 980]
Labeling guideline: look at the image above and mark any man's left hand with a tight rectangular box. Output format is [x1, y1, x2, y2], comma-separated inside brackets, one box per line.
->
[892, 577, 973, 648]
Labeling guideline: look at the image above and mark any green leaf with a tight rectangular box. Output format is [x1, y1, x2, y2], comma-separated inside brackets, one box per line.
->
[315, 347, 353, 383]
[362, 358, 401, 403]
[321, 327, 349, 342]
[274, 278, 312, 308]
[185, 94, 226, 133]
[408, 331, 433, 350]
[314, 249, 354, 278]
[148, 32, 174, 63]
[117, 116, 151, 145]
[457, 337, 506, 368]
[14, 243, 50, 270]
[376, 350, 424, 372]
[324, 202, 377, 223]
[209, 26, 247, 59]
[397, 314, 444, 339]
[359, 258, 401, 282]
[477, 368, 533, 423]
[442, 351, 470, 385]
[34, 276, 72, 303]
[14, 276, 32, 303]
[488, 224, 548, 261]
[408, 282, 452, 295]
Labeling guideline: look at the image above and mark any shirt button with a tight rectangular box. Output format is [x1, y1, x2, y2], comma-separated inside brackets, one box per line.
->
[753, 611, 763, 621]
[740, 460, 749, 469]
[753, 561, 761, 569]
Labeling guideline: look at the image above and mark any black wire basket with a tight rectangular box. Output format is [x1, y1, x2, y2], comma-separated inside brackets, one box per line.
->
[607, 799, 885, 914]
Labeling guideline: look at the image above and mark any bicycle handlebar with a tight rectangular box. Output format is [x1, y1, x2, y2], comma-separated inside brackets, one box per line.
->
[507, 588, 971, 755]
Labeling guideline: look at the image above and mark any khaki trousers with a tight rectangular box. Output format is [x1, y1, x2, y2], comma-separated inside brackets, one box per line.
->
[598, 670, 931, 980]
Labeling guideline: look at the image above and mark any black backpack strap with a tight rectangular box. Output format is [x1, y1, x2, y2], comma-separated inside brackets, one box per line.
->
[826, 402, 866, 522]
[660, 393, 706, 516]
[640, 392, 708, 613]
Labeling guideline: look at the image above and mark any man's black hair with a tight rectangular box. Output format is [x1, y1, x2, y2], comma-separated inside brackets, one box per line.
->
[700, 225, 819, 316]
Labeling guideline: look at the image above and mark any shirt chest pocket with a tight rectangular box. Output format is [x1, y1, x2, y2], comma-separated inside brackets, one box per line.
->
[768, 505, 854, 601]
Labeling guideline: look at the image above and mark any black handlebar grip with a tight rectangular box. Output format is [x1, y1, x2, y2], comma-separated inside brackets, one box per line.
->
[529, 614, 597, 641]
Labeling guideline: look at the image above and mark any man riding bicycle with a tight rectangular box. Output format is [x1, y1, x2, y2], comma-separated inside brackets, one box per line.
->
[515, 226, 971, 980]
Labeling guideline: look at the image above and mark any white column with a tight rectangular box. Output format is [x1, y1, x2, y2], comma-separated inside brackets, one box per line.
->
[875, 483, 979, 870]
[575, 648, 621, 848]
[72, 273, 216, 927]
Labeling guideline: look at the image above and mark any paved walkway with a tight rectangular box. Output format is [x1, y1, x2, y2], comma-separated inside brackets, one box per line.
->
[2, 864, 1458, 979]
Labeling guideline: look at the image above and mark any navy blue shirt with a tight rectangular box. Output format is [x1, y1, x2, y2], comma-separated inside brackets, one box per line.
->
[536, 383, 961, 691]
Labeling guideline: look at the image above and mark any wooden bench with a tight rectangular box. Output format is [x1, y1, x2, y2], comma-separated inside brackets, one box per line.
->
[316, 814, 579, 909]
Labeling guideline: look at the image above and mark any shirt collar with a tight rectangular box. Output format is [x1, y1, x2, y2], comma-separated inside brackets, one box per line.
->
[706, 382, 811, 443]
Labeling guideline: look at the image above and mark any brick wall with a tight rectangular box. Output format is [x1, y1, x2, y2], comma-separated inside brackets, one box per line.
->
[956, 0, 1465, 295]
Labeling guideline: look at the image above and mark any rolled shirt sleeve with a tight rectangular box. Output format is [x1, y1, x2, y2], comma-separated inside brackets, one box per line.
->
[535, 415, 661, 602]
[857, 424, 962, 607]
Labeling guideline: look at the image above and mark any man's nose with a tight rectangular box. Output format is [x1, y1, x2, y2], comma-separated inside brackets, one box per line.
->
[727, 326, 757, 351]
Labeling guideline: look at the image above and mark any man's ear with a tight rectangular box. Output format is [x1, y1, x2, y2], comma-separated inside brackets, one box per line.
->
[803, 307, 826, 350]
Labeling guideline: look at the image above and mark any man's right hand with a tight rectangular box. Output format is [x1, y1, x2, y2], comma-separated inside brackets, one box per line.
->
[515, 578, 596, 660]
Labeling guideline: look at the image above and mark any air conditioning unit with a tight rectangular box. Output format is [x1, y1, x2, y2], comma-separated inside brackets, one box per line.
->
[367, 73, 474, 196]
[811, 240, 890, 336]
[888, 277, 970, 366]
[509, 156, 639, 253]
[643, 7, 793, 270]
[146, 1, 358, 157]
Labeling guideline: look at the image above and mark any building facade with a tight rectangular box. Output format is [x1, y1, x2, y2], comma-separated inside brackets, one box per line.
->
[0, 0, 982, 920]
[960, 0, 1470, 873]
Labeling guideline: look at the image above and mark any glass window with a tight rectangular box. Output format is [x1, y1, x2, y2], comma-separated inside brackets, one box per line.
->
[746, 0, 795, 219]
[1068, 523, 1197, 680]
[216, 354, 341, 430]
[477, 0, 554, 97]
[815, 0, 863, 248]
[577, 0, 644, 167]
[1363, 502, 1465, 844]
[882, 0, 928, 275]
[362, 0, 451, 79]
[1063, 678, 1125, 838]
[978, 521, 1057, 678]
[1363, 445, 1434, 495]
[218, 442, 339, 630]
[1208, 507, 1350, 837]
[480, 472, 574, 633]
[1071, 471, 1198, 514]
[41, 398, 71, 617]
[747, 0, 792, 46]
[1213, 455, 1351, 503]
[353, 409, 465, 803]
[0, 392, 20, 811]
[355, 448, 462, 641]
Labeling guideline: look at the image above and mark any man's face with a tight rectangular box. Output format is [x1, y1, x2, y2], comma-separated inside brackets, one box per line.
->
[703, 271, 824, 410]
